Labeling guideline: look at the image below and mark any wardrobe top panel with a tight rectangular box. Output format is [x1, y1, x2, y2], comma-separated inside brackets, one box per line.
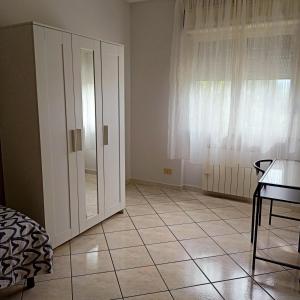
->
[0, 21, 124, 48]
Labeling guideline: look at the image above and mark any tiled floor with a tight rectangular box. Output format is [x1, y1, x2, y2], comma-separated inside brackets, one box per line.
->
[2, 183, 300, 300]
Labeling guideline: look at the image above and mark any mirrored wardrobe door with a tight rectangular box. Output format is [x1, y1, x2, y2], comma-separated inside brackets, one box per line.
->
[72, 35, 104, 232]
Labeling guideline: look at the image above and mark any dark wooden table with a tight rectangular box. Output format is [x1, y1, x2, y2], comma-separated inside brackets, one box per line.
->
[252, 160, 300, 270]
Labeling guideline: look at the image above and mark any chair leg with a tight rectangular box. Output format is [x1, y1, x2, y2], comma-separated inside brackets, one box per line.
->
[26, 277, 35, 289]
[298, 232, 300, 253]
[251, 193, 256, 243]
[269, 199, 273, 225]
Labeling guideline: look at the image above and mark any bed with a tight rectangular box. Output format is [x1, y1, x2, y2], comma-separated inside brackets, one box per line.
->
[0, 206, 53, 289]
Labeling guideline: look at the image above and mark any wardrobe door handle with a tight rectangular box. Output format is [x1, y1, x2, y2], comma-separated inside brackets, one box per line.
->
[71, 129, 83, 152]
[76, 129, 83, 151]
[103, 125, 108, 145]
[71, 129, 77, 152]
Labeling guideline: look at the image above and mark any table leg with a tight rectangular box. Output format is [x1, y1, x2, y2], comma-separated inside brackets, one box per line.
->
[269, 199, 273, 225]
[258, 198, 262, 226]
[251, 192, 257, 243]
[252, 191, 261, 271]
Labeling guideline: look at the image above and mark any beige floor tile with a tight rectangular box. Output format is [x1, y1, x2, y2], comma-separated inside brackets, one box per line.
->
[126, 191, 141, 198]
[212, 207, 247, 219]
[198, 220, 238, 236]
[230, 251, 284, 275]
[126, 195, 148, 206]
[117, 266, 167, 297]
[70, 233, 107, 254]
[261, 216, 299, 229]
[225, 217, 266, 233]
[199, 197, 234, 209]
[0, 285, 23, 300]
[170, 196, 198, 202]
[152, 203, 181, 213]
[213, 233, 253, 253]
[147, 241, 190, 264]
[287, 269, 300, 281]
[255, 271, 300, 300]
[126, 191, 146, 199]
[126, 186, 140, 194]
[131, 214, 165, 229]
[106, 230, 143, 249]
[138, 226, 176, 244]
[137, 184, 163, 195]
[168, 223, 207, 240]
[126, 204, 156, 216]
[124, 291, 172, 299]
[71, 250, 113, 276]
[171, 284, 223, 300]
[271, 227, 300, 244]
[230, 201, 252, 209]
[271, 205, 294, 214]
[234, 206, 264, 218]
[111, 246, 154, 270]
[110, 209, 129, 218]
[53, 242, 70, 256]
[22, 278, 72, 300]
[263, 245, 300, 266]
[164, 190, 195, 201]
[186, 209, 220, 222]
[36, 255, 71, 282]
[72, 271, 121, 300]
[189, 190, 206, 197]
[195, 255, 247, 282]
[176, 200, 207, 211]
[157, 260, 208, 289]
[102, 216, 135, 232]
[145, 195, 173, 204]
[181, 237, 225, 259]
[214, 277, 273, 300]
[158, 211, 193, 225]
[81, 223, 103, 235]
[243, 230, 287, 249]
[280, 211, 300, 221]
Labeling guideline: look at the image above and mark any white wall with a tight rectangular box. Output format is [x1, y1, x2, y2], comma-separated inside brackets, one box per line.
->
[0, 0, 132, 178]
[131, 0, 183, 186]
[130, 0, 202, 188]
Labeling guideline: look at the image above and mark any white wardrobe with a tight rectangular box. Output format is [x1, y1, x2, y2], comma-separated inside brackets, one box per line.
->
[0, 22, 125, 247]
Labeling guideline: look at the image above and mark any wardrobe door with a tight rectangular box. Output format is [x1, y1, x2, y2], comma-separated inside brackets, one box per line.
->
[34, 26, 79, 247]
[101, 42, 125, 217]
[72, 35, 105, 232]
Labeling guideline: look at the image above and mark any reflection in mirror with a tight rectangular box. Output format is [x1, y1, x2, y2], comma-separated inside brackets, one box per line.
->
[80, 49, 98, 219]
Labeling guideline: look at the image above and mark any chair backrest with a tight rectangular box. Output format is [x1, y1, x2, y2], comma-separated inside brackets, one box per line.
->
[253, 159, 273, 176]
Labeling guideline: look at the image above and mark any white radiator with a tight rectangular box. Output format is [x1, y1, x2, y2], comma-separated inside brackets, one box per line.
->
[202, 165, 257, 199]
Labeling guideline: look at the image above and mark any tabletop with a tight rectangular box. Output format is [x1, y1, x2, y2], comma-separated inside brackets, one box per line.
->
[259, 160, 300, 189]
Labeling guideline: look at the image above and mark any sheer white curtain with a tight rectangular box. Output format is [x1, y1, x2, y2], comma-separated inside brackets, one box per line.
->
[169, 0, 300, 167]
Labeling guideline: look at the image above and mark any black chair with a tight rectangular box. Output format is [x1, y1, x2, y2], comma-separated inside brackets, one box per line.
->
[250, 159, 273, 242]
[251, 159, 300, 245]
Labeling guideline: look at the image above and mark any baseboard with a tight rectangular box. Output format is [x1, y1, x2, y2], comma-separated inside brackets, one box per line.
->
[203, 190, 251, 203]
